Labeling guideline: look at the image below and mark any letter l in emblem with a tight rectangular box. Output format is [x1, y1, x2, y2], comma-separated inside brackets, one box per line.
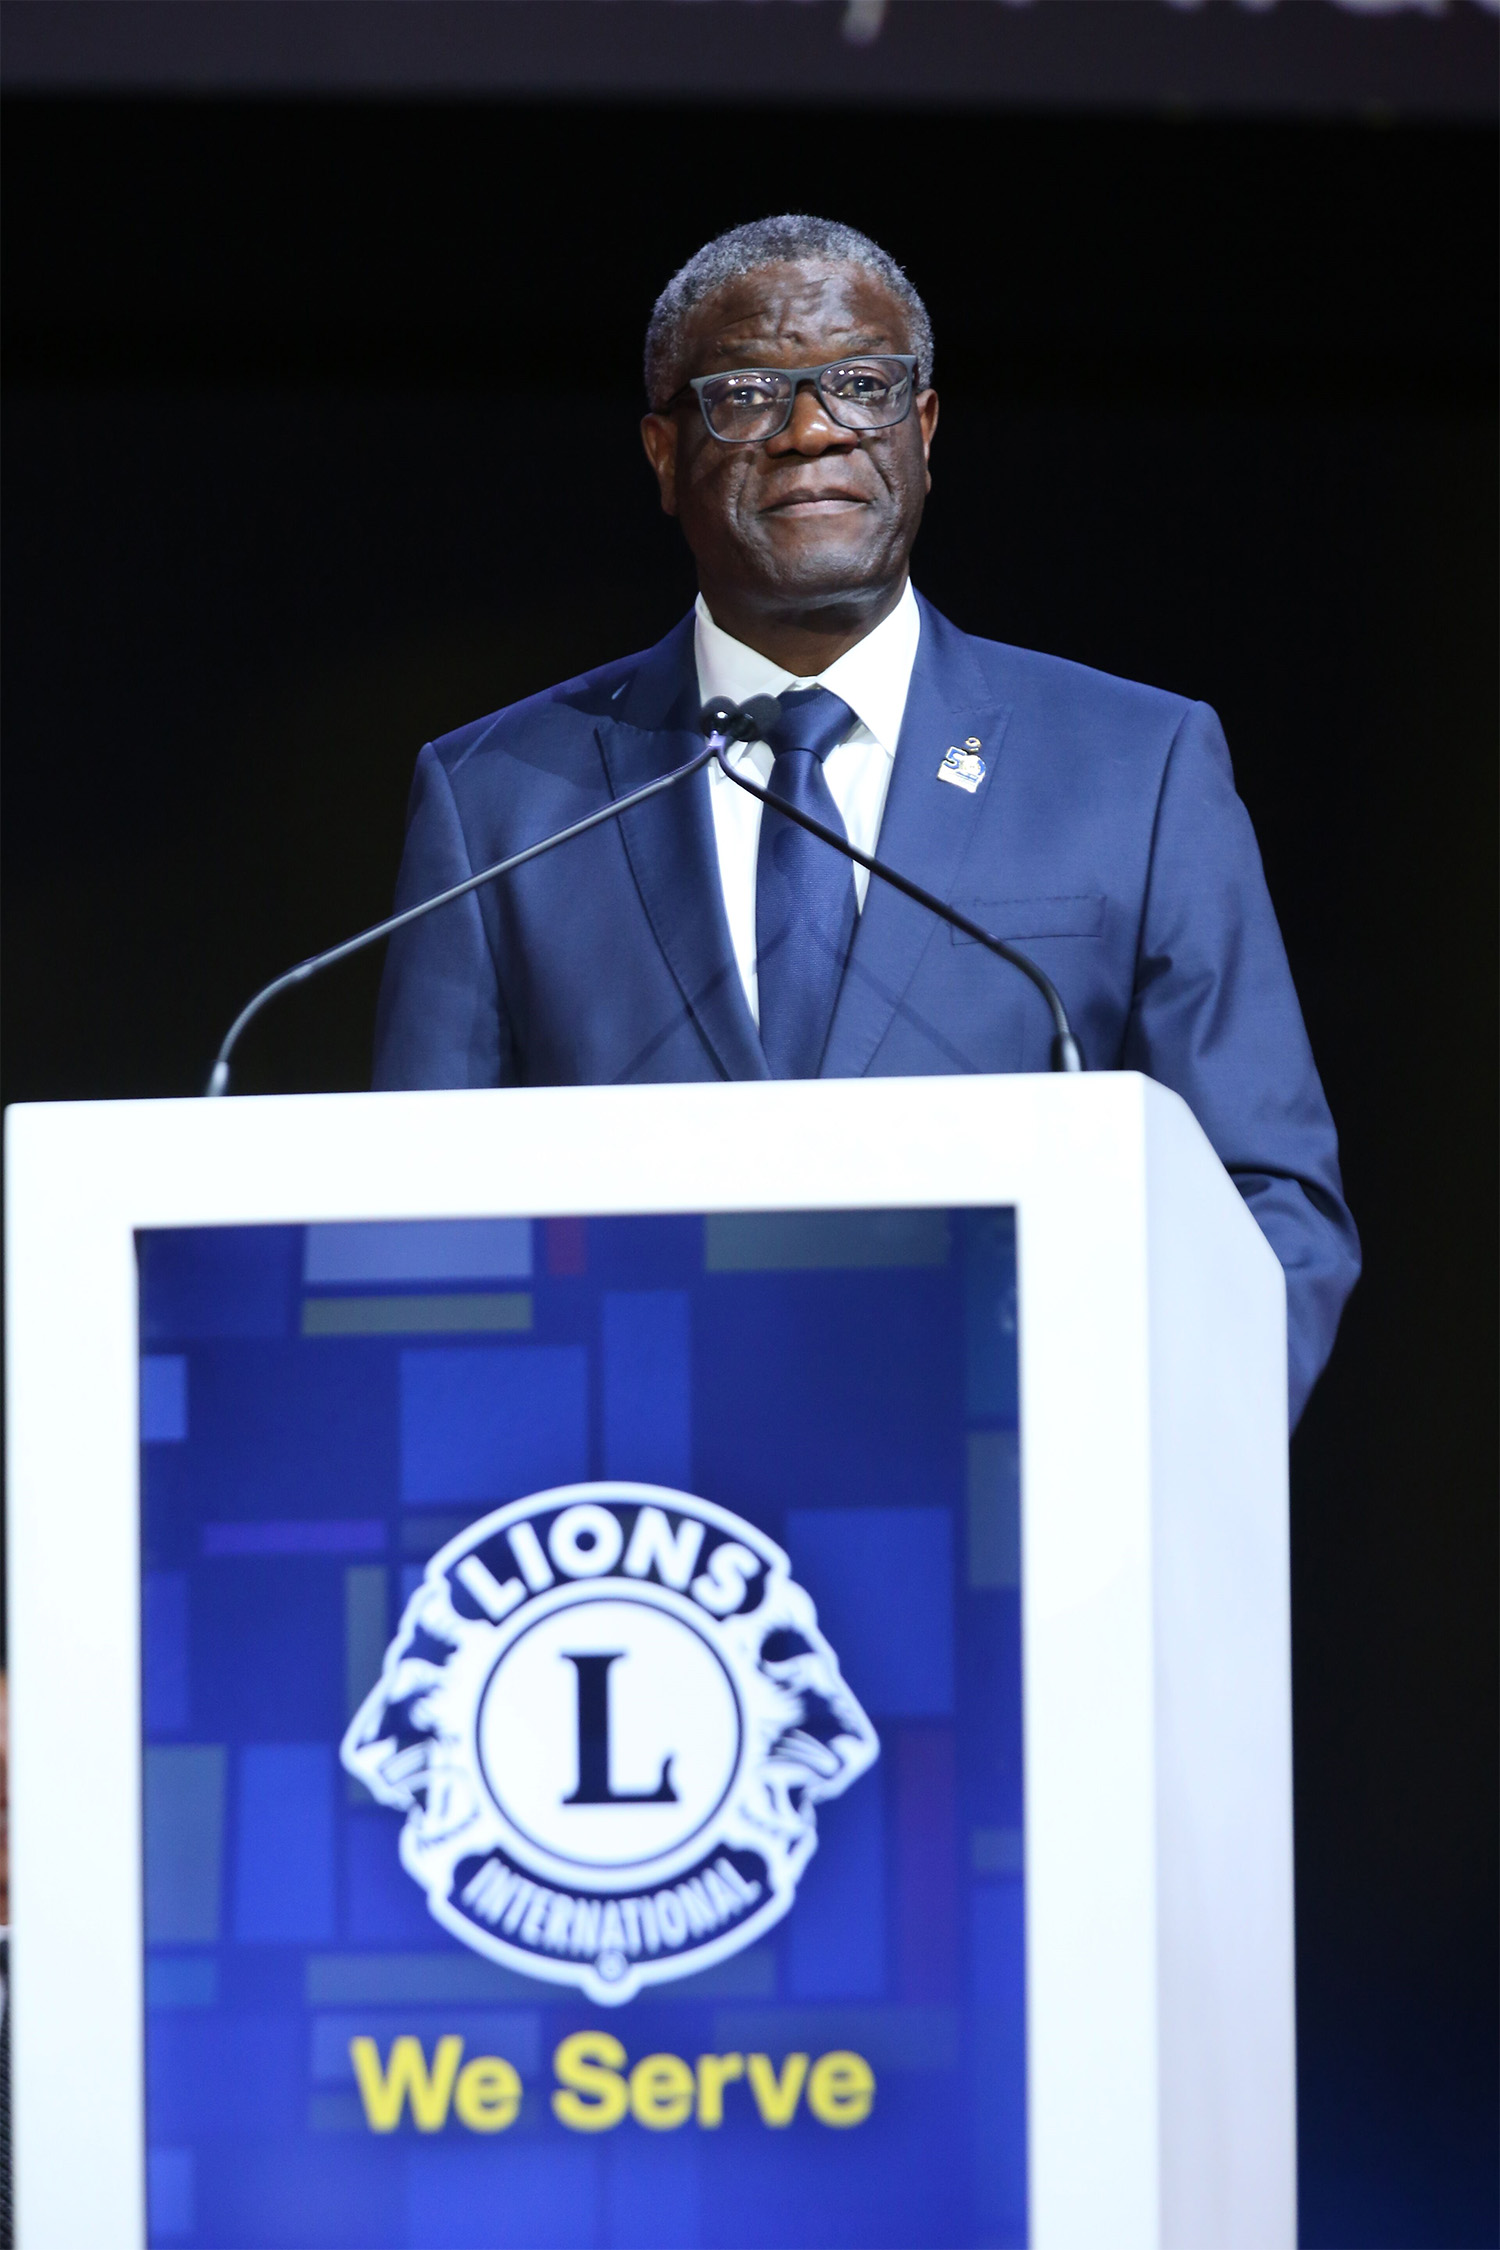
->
[561, 1652, 678, 1805]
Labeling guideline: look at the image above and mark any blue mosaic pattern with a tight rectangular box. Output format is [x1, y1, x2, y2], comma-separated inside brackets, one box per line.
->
[139, 1209, 1025, 2248]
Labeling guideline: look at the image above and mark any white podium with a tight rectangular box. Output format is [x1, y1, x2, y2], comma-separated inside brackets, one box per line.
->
[6, 1073, 1293, 2250]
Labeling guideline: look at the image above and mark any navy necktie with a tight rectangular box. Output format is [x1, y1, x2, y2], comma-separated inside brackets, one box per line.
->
[754, 687, 859, 1078]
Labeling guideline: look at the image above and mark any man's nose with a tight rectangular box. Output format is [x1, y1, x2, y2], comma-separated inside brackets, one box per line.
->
[764, 382, 857, 457]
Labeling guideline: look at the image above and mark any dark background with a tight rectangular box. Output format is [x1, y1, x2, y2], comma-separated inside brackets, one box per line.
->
[3, 93, 1496, 2249]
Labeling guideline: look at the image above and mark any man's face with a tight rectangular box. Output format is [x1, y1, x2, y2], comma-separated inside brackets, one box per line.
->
[640, 259, 938, 623]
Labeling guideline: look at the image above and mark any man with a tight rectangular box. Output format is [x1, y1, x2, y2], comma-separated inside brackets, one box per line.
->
[374, 214, 1359, 1423]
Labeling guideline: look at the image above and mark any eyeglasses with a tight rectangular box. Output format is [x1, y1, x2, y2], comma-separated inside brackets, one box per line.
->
[666, 355, 919, 445]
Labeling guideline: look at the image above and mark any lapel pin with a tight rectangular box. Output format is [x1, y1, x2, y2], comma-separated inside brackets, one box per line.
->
[937, 738, 986, 794]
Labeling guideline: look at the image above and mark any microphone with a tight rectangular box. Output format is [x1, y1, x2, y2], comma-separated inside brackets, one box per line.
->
[705, 696, 1084, 1073]
[203, 691, 1080, 1093]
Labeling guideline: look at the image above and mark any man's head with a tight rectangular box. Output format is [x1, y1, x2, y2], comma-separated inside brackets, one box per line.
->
[640, 217, 939, 665]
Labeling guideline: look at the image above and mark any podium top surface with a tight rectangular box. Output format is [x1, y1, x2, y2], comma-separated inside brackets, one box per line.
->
[5, 1071, 1269, 1256]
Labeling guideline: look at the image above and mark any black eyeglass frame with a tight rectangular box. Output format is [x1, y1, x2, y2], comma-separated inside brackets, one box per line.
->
[663, 354, 921, 444]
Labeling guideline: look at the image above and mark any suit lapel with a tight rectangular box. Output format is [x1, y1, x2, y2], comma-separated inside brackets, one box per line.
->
[595, 614, 768, 1083]
[822, 599, 1012, 1078]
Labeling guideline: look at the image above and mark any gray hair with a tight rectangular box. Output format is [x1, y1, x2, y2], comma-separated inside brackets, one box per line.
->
[644, 214, 934, 408]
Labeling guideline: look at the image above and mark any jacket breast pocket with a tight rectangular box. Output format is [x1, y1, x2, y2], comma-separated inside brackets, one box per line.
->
[948, 895, 1107, 943]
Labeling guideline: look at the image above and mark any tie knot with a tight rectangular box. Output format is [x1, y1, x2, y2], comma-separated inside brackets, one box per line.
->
[765, 686, 856, 765]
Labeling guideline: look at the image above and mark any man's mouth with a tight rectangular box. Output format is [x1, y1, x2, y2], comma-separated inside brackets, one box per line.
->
[762, 492, 868, 517]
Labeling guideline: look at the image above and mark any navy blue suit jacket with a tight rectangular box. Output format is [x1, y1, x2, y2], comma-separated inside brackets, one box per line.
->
[374, 596, 1359, 1422]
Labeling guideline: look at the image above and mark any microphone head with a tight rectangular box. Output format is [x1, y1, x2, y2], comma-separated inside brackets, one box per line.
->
[699, 697, 744, 742]
[699, 694, 783, 746]
[739, 693, 783, 743]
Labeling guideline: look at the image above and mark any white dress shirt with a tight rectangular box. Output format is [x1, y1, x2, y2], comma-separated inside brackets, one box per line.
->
[694, 580, 921, 1025]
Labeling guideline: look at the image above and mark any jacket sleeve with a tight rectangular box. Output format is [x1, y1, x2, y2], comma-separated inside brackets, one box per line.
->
[372, 744, 518, 1089]
[1120, 701, 1361, 1427]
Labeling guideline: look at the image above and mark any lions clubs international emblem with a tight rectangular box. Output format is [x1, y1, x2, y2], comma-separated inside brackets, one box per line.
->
[343, 1483, 878, 2004]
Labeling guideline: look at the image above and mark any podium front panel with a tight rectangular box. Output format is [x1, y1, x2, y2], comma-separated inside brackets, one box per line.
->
[136, 1207, 1027, 2249]
[8, 1076, 1293, 2250]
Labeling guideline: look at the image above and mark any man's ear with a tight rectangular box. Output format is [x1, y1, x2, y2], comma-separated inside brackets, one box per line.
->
[640, 414, 679, 518]
[916, 388, 939, 493]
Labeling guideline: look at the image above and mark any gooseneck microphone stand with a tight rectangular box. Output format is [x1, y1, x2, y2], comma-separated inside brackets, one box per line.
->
[204, 696, 1082, 1095]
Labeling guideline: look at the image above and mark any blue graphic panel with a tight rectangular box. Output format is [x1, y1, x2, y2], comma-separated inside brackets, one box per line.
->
[142, 1356, 189, 1442]
[406, 2144, 602, 2250]
[787, 1507, 956, 1718]
[148, 2148, 195, 2240]
[144, 1747, 225, 1943]
[233, 1745, 336, 1942]
[140, 1227, 300, 1340]
[606, 2134, 702, 2249]
[970, 1885, 1028, 2238]
[345, 1812, 448, 1946]
[602, 1290, 691, 1487]
[400, 1344, 588, 1504]
[147, 1958, 218, 2008]
[139, 1210, 1025, 2248]
[143, 1573, 189, 1733]
[964, 1211, 1018, 1423]
[305, 1218, 533, 1285]
[787, 1766, 887, 1999]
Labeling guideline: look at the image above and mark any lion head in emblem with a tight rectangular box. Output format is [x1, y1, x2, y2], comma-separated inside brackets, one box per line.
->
[345, 1579, 482, 1845]
[728, 1576, 878, 1867]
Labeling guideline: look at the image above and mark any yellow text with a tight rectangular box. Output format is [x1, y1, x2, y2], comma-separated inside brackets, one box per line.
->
[551, 2032, 874, 2131]
[349, 2037, 522, 2133]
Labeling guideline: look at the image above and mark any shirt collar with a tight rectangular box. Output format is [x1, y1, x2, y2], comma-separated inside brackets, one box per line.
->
[693, 579, 921, 760]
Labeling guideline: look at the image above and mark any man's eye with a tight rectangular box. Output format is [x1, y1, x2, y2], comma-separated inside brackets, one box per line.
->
[828, 371, 888, 400]
[721, 380, 776, 407]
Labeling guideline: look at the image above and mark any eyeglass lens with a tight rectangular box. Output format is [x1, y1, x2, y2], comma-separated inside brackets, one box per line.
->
[698, 359, 913, 441]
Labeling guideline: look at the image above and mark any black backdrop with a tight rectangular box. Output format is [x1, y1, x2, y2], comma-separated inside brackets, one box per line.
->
[3, 97, 1496, 2248]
